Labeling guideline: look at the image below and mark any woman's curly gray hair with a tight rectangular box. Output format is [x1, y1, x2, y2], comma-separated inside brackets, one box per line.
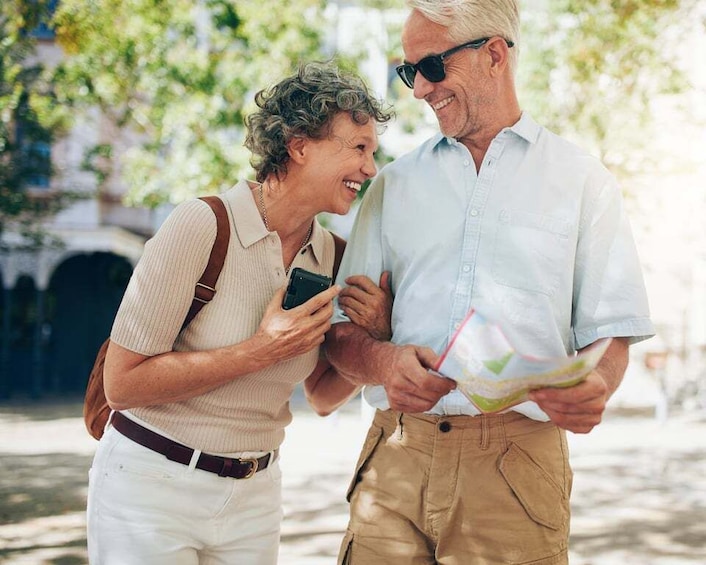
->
[244, 61, 393, 183]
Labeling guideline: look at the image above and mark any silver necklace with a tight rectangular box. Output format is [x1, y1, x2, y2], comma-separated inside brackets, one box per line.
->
[258, 183, 270, 231]
[259, 183, 313, 272]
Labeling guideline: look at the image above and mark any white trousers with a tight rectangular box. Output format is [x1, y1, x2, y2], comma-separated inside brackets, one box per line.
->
[87, 425, 283, 565]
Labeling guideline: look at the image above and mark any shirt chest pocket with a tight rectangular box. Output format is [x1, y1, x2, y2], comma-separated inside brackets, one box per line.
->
[492, 210, 571, 296]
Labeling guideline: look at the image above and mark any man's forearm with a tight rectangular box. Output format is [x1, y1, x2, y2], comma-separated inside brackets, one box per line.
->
[592, 336, 630, 397]
[325, 322, 394, 387]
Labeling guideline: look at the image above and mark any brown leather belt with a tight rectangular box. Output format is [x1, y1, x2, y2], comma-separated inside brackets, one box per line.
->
[111, 411, 277, 479]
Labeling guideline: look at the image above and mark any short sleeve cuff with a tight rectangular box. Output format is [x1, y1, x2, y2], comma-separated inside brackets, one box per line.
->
[574, 318, 656, 350]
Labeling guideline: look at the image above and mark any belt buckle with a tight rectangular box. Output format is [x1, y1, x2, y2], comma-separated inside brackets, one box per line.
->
[239, 457, 258, 479]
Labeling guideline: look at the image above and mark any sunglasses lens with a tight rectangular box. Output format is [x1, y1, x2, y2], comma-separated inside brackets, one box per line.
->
[396, 55, 446, 89]
[419, 56, 445, 83]
[396, 65, 416, 88]
[397, 64, 417, 88]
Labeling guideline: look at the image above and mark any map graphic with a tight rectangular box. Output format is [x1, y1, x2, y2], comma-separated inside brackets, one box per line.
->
[435, 310, 612, 413]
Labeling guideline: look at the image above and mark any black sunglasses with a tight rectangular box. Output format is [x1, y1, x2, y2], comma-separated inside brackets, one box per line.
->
[396, 37, 515, 89]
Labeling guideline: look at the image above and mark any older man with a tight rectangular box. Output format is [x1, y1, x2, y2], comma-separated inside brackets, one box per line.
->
[327, 1, 654, 563]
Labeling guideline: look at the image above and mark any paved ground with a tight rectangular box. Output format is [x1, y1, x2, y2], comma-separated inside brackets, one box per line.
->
[0, 396, 705, 564]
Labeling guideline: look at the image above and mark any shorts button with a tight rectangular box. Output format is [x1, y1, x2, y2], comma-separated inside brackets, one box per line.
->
[439, 421, 451, 433]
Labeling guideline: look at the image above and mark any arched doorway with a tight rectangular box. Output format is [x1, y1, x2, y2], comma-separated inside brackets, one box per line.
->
[4, 276, 39, 397]
[45, 252, 132, 394]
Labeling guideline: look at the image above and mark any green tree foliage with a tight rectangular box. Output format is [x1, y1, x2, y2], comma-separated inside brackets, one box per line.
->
[52, 0, 330, 207]
[518, 0, 695, 178]
[0, 0, 73, 249]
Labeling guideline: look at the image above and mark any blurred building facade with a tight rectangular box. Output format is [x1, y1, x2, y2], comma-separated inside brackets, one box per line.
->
[0, 23, 160, 397]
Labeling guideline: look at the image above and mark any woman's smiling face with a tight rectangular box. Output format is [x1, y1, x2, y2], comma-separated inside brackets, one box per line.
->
[304, 112, 379, 216]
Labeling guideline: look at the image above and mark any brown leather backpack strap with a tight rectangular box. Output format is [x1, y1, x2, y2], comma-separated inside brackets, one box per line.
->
[182, 196, 231, 329]
[84, 195, 231, 441]
[331, 232, 347, 281]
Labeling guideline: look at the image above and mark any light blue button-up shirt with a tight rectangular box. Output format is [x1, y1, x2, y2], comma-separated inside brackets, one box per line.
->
[333, 113, 655, 419]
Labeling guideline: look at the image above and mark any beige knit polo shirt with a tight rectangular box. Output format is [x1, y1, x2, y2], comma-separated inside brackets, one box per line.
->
[111, 180, 338, 454]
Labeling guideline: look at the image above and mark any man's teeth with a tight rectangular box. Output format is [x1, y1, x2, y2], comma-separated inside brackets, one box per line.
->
[344, 181, 362, 192]
[432, 96, 454, 111]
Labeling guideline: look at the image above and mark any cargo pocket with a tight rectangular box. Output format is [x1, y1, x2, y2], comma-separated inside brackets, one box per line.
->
[337, 528, 354, 565]
[499, 442, 568, 531]
[345, 424, 384, 502]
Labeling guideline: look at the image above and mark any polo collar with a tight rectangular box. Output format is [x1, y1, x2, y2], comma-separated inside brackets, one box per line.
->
[226, 179, 326, 266]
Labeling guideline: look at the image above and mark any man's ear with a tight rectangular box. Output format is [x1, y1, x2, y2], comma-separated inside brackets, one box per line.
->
[487, 37, 510, 76]
[287, 136, 308, 164]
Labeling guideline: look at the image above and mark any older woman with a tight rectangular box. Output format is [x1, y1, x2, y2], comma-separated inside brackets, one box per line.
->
[87, 62, 393, 564]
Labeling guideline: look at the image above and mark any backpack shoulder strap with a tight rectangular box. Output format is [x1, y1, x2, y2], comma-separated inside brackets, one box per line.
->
[331, 231, 346, 281]
[182, 196, 231, 329]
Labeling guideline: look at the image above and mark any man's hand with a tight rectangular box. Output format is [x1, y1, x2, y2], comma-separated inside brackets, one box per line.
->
[529, 372, 610, 434]
[339, 271, 393, 341]
[529, 337, 629, 434]
[382, 345, 456, 413]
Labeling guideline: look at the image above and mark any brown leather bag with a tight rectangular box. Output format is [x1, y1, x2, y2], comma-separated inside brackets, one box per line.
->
[83, 196, 231, 439]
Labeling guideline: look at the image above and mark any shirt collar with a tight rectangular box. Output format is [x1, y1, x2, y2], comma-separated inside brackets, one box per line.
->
[227, 179, 326, 266]
[435, 111, 541, 150]
[507, 112, 541, 144]
[229, 179, 268, 249]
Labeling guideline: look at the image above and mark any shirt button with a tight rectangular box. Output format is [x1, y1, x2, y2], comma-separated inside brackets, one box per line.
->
[470, 209, 479, 217]
[463, 159, 470, 167]
[439, 421, 452, 433]
[462, 264, 471, 273]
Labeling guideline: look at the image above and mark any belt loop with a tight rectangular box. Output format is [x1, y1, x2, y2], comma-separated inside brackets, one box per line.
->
[396, 412, 404, 440]
[188, 449, 202, 471]
[480, 416, 490, 450]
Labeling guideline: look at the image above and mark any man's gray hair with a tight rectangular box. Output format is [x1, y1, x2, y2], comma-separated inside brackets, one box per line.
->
[407, 0, 520, 73]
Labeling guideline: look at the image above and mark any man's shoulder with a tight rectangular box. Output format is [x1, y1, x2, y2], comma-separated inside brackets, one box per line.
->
[529, 127, 618, 197]
[381, 134, 444, 174]
[536, 125, 604, 166]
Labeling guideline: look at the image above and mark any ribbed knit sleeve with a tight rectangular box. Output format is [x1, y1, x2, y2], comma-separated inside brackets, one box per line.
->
[111, 198, 216, 355]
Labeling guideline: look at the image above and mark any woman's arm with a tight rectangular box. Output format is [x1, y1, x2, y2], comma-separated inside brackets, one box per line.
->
[104, 285, 340, 410]
[303, 272, 394, 415]
[303, 356, 361, 417]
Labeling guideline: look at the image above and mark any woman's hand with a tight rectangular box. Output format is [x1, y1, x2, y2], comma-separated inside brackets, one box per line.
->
[253, 284, 341, 362]
[338, 271, 393, 341]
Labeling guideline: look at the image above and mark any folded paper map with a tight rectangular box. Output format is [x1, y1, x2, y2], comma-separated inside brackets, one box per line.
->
[435, 310, 612, 413]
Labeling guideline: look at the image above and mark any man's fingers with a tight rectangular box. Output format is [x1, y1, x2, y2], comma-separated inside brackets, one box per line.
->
[543, 409, 603, 434]
[416, 347, 441, 372]
[344, 275, 379, 294]
[338, 287, 370, 306]
[388, 393, 438, 414]
[379, 271, 392, 294]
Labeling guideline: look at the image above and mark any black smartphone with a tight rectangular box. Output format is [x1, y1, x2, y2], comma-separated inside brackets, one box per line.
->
[282, 268, 332, 310]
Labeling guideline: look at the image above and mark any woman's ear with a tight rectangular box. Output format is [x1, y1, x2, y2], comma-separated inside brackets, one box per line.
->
[287, 136, 308, 164]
